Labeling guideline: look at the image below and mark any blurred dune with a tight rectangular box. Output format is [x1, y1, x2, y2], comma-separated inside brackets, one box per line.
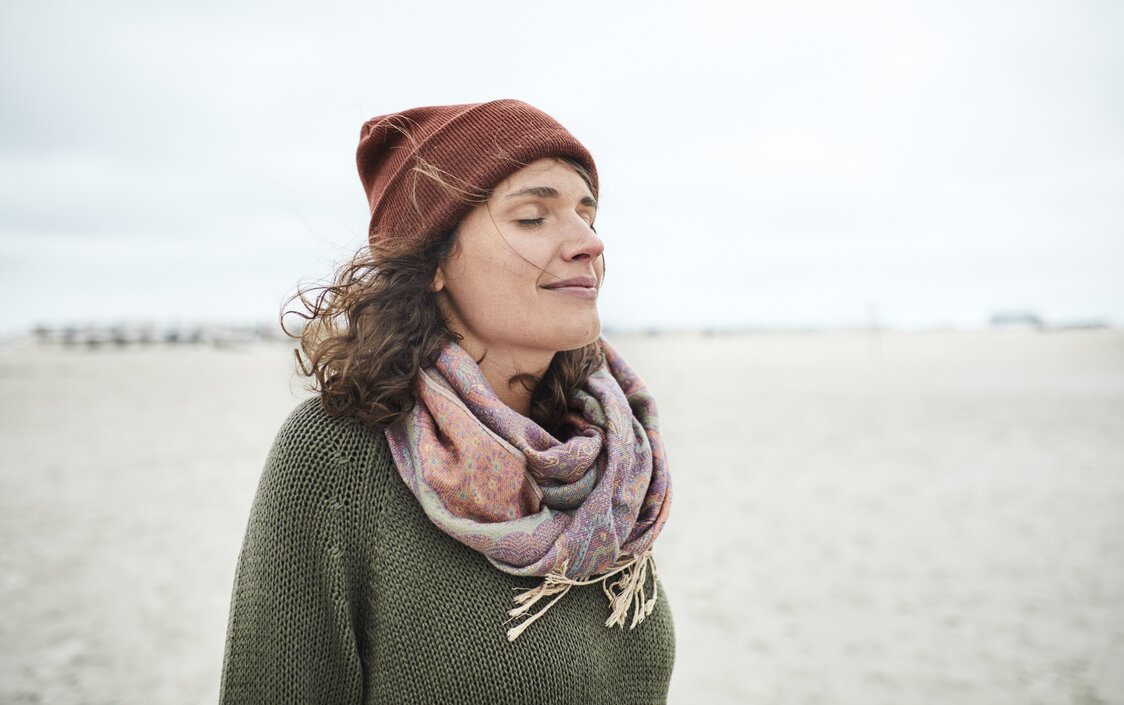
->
[1, 330, 1122, 704]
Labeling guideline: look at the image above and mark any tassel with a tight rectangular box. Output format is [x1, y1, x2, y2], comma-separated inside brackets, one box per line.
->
[505, 551, 659, 642]
[603, 551, 659, 629]
[505, 561, 576, 641]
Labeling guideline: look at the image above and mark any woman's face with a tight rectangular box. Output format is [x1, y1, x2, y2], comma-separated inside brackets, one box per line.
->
[433, 157, 605, 364]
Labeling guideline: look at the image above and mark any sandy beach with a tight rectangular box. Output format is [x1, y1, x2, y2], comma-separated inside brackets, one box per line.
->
[1, 329, 1122, 704]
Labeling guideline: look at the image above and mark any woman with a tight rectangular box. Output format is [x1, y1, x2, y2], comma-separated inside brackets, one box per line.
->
[219, 99, 675, 704]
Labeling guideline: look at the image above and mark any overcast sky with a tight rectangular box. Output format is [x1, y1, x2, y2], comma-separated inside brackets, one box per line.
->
[1, 0, 1121, 332]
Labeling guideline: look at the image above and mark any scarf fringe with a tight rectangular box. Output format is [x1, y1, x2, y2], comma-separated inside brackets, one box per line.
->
[505, 551, 660, 642]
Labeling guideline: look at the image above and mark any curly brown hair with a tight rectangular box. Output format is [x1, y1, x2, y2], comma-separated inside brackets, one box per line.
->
[283, 158, 605, 437]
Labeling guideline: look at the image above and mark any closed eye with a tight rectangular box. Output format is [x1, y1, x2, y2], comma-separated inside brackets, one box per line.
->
[516, 218, 545, 227]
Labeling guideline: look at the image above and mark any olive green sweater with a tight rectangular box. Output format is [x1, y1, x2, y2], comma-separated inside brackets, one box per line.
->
[219, 397, 675, 704]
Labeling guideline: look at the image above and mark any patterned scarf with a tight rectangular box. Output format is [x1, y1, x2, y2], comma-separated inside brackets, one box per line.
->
[384, 337, 672, 640]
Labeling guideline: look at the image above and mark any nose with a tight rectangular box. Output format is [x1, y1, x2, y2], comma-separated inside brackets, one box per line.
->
[561, 215, 605, 263]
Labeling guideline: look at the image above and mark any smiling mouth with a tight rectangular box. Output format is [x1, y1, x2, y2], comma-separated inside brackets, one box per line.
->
[542, 276, 598, 290]
[541, 276, 598, 299]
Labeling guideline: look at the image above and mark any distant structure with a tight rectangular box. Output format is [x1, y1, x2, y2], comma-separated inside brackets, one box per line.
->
[987, 310, 1111, 331]
[29, 323, 291, 349]
[1051, 318, 1110, 330]
[989, 310, 1044, 328]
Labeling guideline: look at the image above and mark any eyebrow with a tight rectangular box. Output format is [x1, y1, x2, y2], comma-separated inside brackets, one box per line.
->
[503, 186, 597, 208]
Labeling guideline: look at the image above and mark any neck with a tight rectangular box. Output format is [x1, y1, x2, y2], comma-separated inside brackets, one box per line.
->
[464, 344, 553, 417]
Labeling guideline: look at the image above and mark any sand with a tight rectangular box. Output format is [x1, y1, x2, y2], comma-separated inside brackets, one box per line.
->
[1, 329, 1122, 704]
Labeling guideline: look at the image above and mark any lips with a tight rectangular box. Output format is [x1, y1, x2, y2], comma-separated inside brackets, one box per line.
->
[541, 275, 599, 300]
[542, 276, 598, 290]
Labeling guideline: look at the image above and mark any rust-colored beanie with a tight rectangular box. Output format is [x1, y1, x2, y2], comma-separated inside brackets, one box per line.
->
[356, 99, 598, 258]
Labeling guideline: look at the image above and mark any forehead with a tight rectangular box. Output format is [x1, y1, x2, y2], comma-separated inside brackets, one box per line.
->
[491, 158, 593, 198]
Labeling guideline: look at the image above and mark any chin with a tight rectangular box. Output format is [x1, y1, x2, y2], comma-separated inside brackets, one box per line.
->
[557, 318, 602, 352]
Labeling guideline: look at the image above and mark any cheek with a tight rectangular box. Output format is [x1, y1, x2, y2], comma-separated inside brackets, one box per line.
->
[447, 257, 534, 317]
[476, 247, 545, 293]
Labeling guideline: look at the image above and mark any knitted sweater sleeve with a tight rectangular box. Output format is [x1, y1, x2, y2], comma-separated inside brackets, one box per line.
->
[219, 399, 380, 704]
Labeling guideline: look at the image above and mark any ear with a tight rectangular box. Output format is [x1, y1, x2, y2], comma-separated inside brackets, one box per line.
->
[430, 266, 446, 293]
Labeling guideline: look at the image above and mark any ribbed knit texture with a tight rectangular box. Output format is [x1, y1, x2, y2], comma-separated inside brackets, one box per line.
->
[219, 397, 675, 704]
